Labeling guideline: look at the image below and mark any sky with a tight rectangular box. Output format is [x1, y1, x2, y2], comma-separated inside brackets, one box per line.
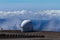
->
[0, 0, 60, 10]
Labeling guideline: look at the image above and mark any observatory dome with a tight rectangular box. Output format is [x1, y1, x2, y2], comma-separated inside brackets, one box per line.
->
[21, 20, 33, 32]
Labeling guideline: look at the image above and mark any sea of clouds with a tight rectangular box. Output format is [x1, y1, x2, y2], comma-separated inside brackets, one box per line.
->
[0, 10, 60, 32]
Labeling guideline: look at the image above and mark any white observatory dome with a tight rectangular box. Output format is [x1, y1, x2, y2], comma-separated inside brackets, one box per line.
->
[21, 20, 33, 32]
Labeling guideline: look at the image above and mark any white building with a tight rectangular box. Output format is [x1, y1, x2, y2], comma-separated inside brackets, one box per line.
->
[21, 20, 33, 32]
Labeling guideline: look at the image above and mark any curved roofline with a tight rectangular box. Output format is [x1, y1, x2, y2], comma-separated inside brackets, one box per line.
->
[21, 20, 31, 27]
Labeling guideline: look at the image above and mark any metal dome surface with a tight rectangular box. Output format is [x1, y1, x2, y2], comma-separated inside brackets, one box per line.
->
[21, 20, 31, 27]
[20, 20, 33, 32]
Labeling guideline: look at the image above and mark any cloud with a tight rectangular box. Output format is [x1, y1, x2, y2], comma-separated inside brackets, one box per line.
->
[0, 10, 60, 19]
[0, 10, 60, 32]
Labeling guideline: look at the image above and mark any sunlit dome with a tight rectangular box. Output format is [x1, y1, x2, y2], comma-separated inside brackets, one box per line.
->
[21, 20, 31, 27]
[20, 20, 33, 32]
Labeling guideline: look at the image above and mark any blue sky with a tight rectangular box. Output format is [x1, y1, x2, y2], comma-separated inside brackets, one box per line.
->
[0, 0, 60, 10]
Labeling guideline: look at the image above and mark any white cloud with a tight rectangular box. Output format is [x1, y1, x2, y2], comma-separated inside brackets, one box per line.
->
[0, 10, 60, 31]
[0, 10, 60, 19]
